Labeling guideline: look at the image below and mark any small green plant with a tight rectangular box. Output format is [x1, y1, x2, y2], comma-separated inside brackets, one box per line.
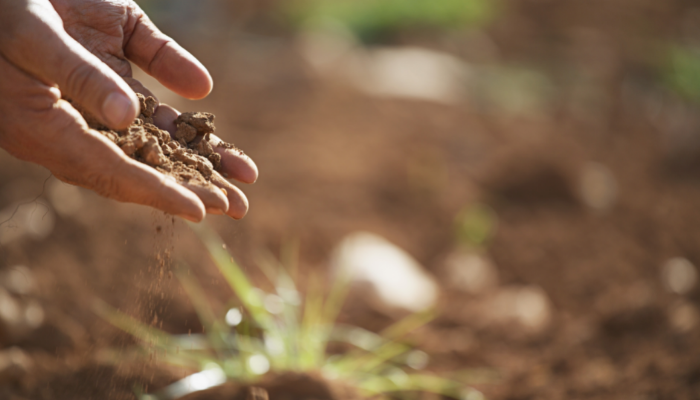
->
[665, 45, 700, 104]
[95, 223, 486, 400]
[454, 203, 497, 249]
[284, 0, 497, 43]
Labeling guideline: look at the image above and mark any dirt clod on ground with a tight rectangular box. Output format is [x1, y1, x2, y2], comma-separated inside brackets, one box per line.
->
[80, 93, 234, 187]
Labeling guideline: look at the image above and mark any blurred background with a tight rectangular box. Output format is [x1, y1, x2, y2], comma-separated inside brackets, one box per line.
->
[3, 0, 700, 398]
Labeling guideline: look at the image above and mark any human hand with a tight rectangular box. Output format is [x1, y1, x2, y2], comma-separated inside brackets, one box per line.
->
[0, 0, 257, 221]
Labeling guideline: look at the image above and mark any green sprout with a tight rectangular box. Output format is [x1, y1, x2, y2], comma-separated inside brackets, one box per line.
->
[665, 45, 700, 104]
[455, 203, 497, 249]
[284, 0, 497, 43]
[94, 222, 487, 400]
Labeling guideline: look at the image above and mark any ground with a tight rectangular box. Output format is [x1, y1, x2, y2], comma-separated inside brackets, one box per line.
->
[1, 0, 700, 399]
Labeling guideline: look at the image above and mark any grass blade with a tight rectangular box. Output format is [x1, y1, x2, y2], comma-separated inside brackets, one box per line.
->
[187, 222, 274, 331]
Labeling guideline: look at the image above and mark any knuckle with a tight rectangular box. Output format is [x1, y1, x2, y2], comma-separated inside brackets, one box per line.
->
[63, 62, 100, 99]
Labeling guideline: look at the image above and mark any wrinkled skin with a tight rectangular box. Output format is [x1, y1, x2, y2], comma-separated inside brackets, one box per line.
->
[0, 0, 257, 221]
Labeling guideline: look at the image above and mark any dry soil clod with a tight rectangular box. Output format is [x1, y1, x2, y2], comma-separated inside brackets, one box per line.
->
[79, 93, 240, 190]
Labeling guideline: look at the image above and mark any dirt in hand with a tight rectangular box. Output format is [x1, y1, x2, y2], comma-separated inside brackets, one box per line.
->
[81, 94, 237, 188]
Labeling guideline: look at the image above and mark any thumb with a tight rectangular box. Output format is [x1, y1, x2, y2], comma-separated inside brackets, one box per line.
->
[0, 1, 138, 129]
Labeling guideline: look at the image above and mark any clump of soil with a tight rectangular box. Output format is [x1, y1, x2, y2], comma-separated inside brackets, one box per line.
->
[80, 94, 237, 187]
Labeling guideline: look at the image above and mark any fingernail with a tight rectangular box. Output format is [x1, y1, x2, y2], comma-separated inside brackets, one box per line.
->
[206, 208, 225, 215]
[102, 92, 133, 127]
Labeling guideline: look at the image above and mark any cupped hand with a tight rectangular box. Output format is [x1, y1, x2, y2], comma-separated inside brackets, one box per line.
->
[0, 0, 257, 221]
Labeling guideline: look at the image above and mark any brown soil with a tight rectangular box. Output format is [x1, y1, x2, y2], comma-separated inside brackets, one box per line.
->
[80, 94, 233, 189]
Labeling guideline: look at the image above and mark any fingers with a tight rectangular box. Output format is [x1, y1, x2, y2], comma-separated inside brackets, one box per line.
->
[152, 103, 178, 135]
[38, 100, 206, 221]
[124, 10, 212, 100]
[57, 161, 207, 223]
[210, 134, 259, 184]
[179, 181, 229, 215]
[210, 173, 250, 219]
[0, 2, 139, 129]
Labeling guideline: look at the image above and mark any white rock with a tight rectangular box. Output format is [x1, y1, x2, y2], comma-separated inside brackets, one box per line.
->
[299, 28, 469, 105]
[444, 251, 498, 294]
[331, 232, 439, 312]
[352, 47, 469, 104]
[662, 257, 697, 295]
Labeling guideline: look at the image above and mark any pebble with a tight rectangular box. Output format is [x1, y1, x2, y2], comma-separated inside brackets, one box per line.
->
[298, 27, 469, 105]
[331, 232, 438, 312]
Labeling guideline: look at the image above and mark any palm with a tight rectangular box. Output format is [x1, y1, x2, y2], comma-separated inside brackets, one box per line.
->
[51, 0, 138, 77]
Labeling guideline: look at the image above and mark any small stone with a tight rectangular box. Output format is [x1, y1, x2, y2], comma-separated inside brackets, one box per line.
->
[331, 232, 439, 312]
